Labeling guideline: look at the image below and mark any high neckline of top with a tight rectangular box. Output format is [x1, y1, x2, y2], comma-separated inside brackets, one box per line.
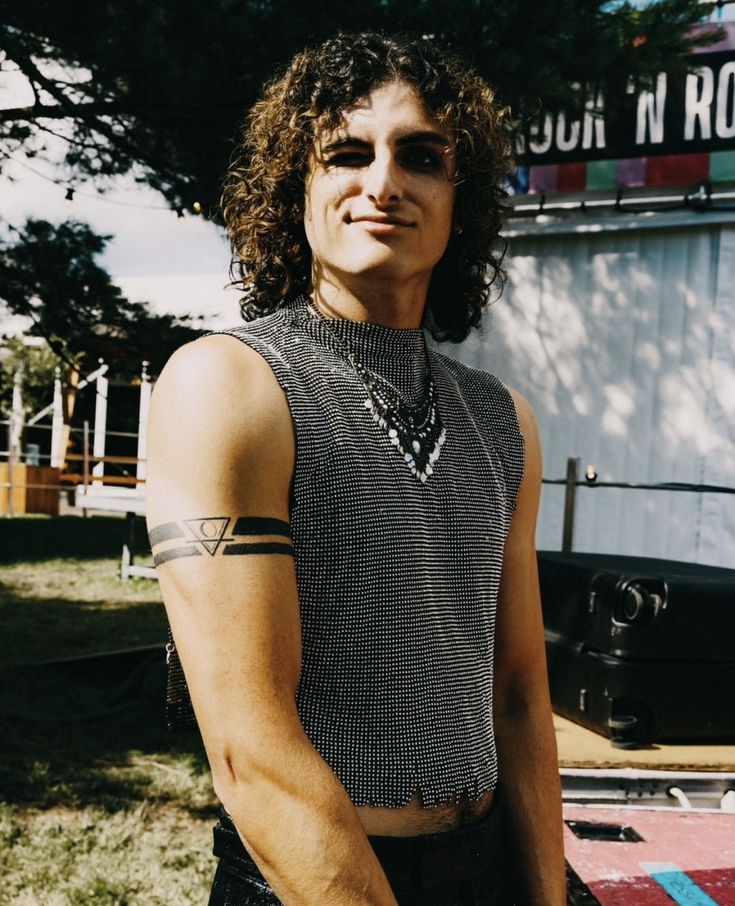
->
[282, 295, 434, 403]
[288, 295, 424, 334]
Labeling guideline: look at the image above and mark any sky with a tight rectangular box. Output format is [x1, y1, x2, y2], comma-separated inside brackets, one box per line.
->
[1, 157, 237, 331]
[0, 64, 237, 336]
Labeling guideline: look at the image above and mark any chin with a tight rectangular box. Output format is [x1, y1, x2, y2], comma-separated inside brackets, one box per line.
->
[341, 251, 422, 281]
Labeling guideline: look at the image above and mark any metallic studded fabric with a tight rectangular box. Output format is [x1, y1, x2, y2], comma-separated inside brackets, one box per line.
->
[219, 296, 524, 808]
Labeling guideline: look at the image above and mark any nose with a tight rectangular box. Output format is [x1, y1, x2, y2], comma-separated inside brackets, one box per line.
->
[363, 153, 402, 207]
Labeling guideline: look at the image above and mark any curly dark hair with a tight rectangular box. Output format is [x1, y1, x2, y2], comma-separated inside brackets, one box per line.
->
[222, 32, 512, 342]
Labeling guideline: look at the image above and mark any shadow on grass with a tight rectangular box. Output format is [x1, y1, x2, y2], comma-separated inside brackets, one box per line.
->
[0, 516, 142, 563]
[0, 652, 215, 819]
[0, 583, 168, 668]
[1, 547, 216, 821]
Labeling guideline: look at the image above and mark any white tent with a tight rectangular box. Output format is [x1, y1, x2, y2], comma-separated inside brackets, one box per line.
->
[452, 205, 734, 568]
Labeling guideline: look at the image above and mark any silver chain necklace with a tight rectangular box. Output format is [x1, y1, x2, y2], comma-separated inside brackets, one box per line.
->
[306, 298, 446, 483]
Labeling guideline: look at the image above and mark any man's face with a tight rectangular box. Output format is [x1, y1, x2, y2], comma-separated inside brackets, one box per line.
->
[303, 80, 456, 295]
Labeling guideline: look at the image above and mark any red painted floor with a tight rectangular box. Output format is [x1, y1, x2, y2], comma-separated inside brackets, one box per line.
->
[563, 805, 735, 905]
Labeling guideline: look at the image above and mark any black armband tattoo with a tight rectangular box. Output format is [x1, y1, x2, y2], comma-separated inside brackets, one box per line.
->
[148, 516, 293, 567]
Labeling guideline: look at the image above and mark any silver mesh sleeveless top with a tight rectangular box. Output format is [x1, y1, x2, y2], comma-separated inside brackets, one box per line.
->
[221, 296, 524, 808]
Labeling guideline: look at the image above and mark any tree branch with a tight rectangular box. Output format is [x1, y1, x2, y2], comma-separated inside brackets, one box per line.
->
[34, 121, 103, 153]
[0, 102, 125, 122]
[0, 27, 86, 116]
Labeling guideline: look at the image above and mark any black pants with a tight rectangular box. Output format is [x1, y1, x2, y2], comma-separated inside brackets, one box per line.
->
[208, 798, 512, 906]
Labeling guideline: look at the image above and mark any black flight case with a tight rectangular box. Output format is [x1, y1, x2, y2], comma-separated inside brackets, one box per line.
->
[537, 551, 735, 747]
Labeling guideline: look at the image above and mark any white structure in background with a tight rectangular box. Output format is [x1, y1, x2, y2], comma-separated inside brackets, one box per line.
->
[452, 207, 734, 569]
[72, 359, 149, 493]
[50, 369, 64, 468]
[27, 360, 111, 468]
[136, 361, 152, 484]
[91, 361, 108, 485]
[4, 367, 26, 516]
[9, 367, 24, 460]
[74, 362, 150, 577]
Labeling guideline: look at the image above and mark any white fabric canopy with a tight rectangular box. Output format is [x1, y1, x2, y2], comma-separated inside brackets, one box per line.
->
[449, 217, 735, 568]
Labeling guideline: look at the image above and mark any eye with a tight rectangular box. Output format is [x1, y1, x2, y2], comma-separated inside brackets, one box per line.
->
[399, 147, 444, 171]
[325, 151, 372, 168]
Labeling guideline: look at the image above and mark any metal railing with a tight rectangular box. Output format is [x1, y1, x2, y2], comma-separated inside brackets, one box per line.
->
[546, 457, 735, 552]
[1, 417, 146, 516]
[3, 427, 734, 534]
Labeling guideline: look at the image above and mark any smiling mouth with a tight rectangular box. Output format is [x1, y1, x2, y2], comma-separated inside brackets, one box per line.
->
[349, 216, 414, 227]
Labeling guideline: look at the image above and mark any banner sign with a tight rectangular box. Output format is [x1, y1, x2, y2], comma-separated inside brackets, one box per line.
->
[518, 34, 735, 167]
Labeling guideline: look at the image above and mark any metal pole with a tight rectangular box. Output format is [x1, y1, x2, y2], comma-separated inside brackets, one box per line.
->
[562, 456, 579, 552]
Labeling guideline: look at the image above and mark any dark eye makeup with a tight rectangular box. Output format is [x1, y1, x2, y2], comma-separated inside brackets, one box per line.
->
[398, 147, 445, 170]
[323, 145, 447, 174]
[324, 150, 372, 167]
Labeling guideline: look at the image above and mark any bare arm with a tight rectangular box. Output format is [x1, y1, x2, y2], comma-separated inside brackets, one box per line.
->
[493, 390, 566, 906]
[146, 335, 398, 906]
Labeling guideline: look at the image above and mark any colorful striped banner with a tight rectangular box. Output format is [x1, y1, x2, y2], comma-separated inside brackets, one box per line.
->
[518, 149, 735, 194]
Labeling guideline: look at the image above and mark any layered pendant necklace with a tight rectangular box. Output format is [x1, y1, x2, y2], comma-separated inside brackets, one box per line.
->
[307, 299, 446, 483]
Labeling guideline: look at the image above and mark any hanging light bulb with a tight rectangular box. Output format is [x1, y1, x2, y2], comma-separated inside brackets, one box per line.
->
[192, 201, 202, 214]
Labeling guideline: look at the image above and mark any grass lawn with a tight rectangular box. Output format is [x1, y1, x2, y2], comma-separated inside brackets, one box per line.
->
[0, 516, 218, 905]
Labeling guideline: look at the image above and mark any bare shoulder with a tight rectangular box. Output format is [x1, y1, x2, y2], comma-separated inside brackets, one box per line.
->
[153, 333, 285, 416]
[505, 385, 539, 443]
[146, 334, 294, 524]
[504, 385, 542, 504]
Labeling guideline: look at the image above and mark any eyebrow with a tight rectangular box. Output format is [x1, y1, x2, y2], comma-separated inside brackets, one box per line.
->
[396, 130, 451, 148]
[320, 130, 450, 153]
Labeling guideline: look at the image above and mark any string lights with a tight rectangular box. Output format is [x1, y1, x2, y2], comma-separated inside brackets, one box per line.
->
[8, 155, 203, 217]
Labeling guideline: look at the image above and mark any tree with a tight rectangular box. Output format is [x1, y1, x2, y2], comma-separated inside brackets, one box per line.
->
[0, 218, 202, 377]
[0, 0, 720, 218]
[0, 335, 61, 419]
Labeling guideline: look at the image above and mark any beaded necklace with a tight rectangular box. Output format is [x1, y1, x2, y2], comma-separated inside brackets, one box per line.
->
[306, 297, 446, 483]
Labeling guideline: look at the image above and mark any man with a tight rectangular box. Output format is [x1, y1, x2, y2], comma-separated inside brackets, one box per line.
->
[146, 32, 566, 906]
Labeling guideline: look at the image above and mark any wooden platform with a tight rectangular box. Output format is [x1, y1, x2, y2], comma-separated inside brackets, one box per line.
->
[555, 715, 735, 772]
[74, 487, 146, 515]
[564, 804, 735, 905]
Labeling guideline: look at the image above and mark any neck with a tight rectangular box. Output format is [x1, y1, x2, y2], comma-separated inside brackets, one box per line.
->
[310, 275, 429, 329]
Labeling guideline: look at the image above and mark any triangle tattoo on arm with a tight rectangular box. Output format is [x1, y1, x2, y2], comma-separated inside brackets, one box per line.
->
[148, 516, 293, 567]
